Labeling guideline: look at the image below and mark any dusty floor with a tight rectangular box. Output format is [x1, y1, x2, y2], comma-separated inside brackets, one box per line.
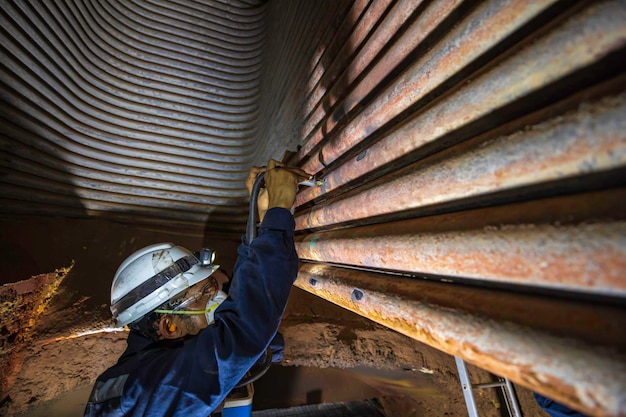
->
[1, 216, 549, 416]
[279, 289, 548, 417]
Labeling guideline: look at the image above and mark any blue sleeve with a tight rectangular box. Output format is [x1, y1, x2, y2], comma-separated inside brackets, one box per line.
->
[131, 208, 298, 414]
[211, 206, 298, 365]
[534, 393, 587, 417]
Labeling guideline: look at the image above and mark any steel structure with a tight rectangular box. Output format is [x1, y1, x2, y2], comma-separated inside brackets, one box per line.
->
[1, 1, 625, 415]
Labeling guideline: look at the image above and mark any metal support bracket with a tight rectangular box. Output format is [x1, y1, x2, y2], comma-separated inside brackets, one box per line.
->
[455, 356, 522, 417]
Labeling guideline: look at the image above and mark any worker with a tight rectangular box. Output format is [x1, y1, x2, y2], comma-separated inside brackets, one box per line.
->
[84, 159, 309, 417]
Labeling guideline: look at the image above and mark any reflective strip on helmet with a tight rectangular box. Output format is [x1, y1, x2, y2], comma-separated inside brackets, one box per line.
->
[88, 374, 129, 403]
[111, 255, 198, 319]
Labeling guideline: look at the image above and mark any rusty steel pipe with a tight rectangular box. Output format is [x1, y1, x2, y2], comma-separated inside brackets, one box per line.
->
[298, 0, 429, 145]
[301, 0, 371, 101]
[251, 1, 350, 165]
[295, 190, 626, 297]
[295, 263, 626, 417]
[298, 0, 626, 201]
[296, 0, 462, 162]
[301, 0, 393, 119]
[295, 93, 626, 228]
[298, 0, 565, 174]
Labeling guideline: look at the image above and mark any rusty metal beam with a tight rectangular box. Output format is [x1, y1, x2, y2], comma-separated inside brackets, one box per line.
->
[295, 0, 464, 162]
[295, 189, 626, 297]
[298, 0, 626, 199]
[301, 0, 393, 120]
[301, 0, 372, 102]
[297, 0, 565, 173]
[295, 92, 626, 228]
[295, 263, 626, 417]
[298, 0, 432, 147]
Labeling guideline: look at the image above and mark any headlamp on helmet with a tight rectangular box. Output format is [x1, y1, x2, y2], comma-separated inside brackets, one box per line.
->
[110, 243, 219, 327]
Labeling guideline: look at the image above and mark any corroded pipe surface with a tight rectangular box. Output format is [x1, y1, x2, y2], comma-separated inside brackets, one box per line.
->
[298, 0, 431, 151]
[296, 0, 463, 162]
[298, 0, 626, 194]
[295, 263, 626, 417]
[300, 0, 392, 123]
[295, 93, 626, 227]
[295, 190, 626, 297]
[301, 0, 372, 103]
[298, 0, 566, 174]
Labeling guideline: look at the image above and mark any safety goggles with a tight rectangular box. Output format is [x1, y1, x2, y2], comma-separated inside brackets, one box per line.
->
[153, 277, 219, 315]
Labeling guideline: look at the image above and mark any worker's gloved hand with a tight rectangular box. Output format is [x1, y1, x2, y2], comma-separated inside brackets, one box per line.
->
[246, 160, 309, 221]
[265, 159, 309, 211]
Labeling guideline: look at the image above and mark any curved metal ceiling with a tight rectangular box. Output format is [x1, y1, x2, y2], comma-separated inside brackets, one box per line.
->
[0, 0, 267, 234]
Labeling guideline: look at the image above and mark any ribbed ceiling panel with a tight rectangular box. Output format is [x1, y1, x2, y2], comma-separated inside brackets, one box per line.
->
[0, 0, 267, 235]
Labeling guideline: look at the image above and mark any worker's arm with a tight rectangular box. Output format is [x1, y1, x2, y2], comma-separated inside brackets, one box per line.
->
[152, 161, 304, 410]
[202, 160, 305, 384]
[212, 205, 298, 357]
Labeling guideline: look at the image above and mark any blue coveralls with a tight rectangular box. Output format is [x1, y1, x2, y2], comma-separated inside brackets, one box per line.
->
[84, 208, 299, 417]
[535, 393, 587, 417]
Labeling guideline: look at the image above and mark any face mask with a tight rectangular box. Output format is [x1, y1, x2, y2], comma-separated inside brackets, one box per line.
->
[205, 290, 227, 324]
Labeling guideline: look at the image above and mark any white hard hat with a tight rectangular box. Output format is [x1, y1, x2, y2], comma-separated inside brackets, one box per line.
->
[110, 243, 219, 327]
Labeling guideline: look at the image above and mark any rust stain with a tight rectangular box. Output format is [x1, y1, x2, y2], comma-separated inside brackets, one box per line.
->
[297, 2, 626, 208]
[295, 189, 626, 295]
[0, 266, 72, 398]
[294, 264, 626, 416]
[301, 0, 373, 112]
[297, 0, 458, 160]
[299, 0, 564, 174]
[296, 93, 626, 217]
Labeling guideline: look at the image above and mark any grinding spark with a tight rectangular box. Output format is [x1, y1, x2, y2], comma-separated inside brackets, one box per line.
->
[41, 327, 128, 346]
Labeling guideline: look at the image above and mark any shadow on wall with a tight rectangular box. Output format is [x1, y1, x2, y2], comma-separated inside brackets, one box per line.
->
[0, 132, 87, 287]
